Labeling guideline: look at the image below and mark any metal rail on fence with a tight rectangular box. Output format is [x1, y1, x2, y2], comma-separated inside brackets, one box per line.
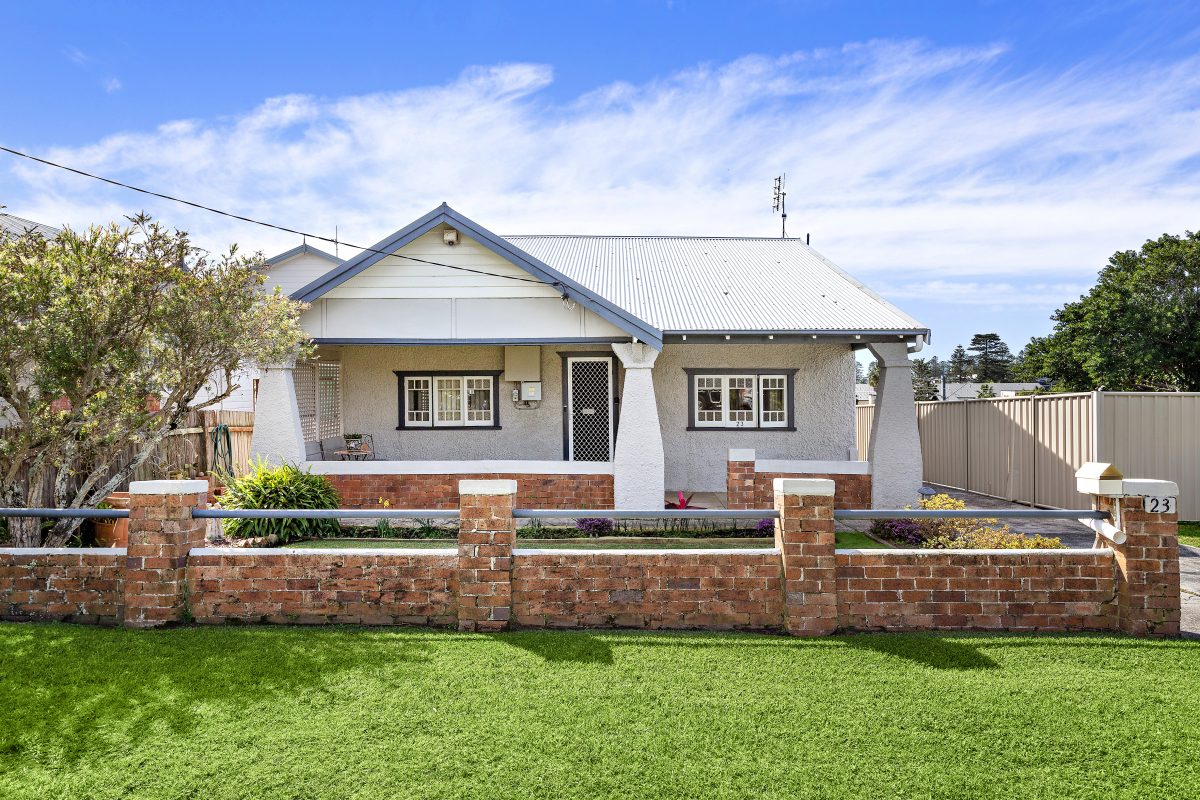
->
[511, 509, 780, 520]
[0, 507, 129, 519]
[191, 509, 459, 519]
[835, 509, 1109, 520]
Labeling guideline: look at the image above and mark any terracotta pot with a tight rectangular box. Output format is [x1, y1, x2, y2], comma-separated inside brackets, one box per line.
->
[93, 492, 130, 547]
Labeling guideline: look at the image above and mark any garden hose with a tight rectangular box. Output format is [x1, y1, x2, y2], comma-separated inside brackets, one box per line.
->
[210, 423, 234, 477]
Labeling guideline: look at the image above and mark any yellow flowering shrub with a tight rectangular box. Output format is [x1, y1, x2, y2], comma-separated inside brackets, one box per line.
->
[872, 493, 1064, 549]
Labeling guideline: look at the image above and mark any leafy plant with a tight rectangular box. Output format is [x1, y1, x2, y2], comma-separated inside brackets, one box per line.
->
[868, 493, 1059, 549]
[576, 517, 615, 537]
[217, 459, 341, 543]
[665, 491, 702, 509]
[0, 215, 310, 546]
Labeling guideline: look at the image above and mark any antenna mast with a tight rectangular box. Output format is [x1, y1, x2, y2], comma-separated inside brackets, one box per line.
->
[772, 174, 787, 238]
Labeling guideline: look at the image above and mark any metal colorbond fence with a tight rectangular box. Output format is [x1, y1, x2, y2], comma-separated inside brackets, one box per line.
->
[856, 391, 1200, 519]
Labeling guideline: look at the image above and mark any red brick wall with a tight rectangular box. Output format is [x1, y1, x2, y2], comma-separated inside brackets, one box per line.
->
[836, 551, 1118, 632]
[325, 473, 614, 510]
[1100, 496, 1181, 636]
[187, 551, 458, 626]
[512, 551, 784, 631]
[754, 472, 871, 510]
[124, 487, 207, 628]
[0, 551, 124, 625]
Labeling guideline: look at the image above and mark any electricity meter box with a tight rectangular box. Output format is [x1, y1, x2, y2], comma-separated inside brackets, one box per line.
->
[519, 382, 542, 402]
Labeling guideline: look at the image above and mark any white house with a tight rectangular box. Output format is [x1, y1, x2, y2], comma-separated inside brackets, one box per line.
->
[249, 204, 928, 509]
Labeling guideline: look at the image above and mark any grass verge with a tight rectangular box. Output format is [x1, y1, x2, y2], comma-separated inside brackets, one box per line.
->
[1178, 521, 1200, 549]
[1, 624, 1197, 799]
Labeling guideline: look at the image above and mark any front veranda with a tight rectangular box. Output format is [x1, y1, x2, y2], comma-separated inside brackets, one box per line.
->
[248, 340, 921, 510]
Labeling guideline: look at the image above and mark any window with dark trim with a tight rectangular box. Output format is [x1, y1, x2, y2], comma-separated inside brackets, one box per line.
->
[394, 371, 502, 430]
[684, 369, 797, 431]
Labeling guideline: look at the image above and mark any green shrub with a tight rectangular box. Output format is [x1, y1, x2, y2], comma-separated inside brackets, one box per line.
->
[218, 459, 341, 543]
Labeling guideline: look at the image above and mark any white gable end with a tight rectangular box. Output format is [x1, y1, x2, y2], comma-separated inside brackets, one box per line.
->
[299, 225, 627, 341]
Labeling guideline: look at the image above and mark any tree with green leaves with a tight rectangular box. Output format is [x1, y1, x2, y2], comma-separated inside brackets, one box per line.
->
[910, 357, 940, 401]
[977, 383, 996, 398]
[1015, 231, 1200, 391]
[967, 333, 1014, 382]
[866, 360, 880, 388]
[947, 345, 973, 381]
[0, 216, 311, 546]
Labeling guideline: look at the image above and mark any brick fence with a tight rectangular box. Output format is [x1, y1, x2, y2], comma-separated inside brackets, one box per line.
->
[323, 472, 614, 511]
[726, 450, 872, 511]
[0, 474, 1182, 637]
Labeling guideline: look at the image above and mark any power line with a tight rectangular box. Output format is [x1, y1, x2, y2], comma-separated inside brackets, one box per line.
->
[0, 144, 550, 286]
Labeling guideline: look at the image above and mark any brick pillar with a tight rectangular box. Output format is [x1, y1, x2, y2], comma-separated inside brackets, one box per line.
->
[1096, 480, 1181, 637]
[774, 478, 838, 636]
[726, 449, 756, 510]
[457, 479, 516, 632]
[124, 479, 208, 629]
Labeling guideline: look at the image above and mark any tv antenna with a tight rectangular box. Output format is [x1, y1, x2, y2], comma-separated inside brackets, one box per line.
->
[772, 174, 787, 238]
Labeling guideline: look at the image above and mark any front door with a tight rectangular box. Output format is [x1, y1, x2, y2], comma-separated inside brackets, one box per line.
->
[565, 356, 614, 462]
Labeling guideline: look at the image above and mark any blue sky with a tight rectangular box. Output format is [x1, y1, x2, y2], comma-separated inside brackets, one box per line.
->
[3, 1, 1199, 362]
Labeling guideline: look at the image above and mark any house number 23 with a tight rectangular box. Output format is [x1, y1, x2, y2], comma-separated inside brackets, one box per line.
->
[1143, 496, 1176, 514]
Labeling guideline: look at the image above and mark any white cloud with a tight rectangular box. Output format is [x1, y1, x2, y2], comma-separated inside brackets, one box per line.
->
[101, 77, 122, 94]
[6, 39, 1200, 292]
[63, 46, 88, 65]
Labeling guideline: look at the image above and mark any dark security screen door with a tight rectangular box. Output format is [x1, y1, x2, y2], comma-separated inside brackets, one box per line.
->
[566, 356, 613, 462]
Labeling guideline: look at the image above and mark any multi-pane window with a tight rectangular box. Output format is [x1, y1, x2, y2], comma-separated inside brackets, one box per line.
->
[691, 373, 790, 429]
[399, 373, 498, 428]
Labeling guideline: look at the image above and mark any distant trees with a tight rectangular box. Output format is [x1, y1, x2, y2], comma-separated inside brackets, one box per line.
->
[947, 345, 973, 381]
[966, 333, 1015, 382]
[910, 358, 940, 401]
[1014, 231, 1200, 391]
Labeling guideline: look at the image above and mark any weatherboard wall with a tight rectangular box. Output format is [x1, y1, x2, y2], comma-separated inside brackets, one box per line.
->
[297, 226, 627, 341]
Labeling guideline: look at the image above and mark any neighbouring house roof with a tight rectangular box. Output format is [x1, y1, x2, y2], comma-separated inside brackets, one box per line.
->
[855, 383, 876, 403]
[293, 204, 929, 350]
[941, 382, 1042, 400]
[0, 212, 59, 239]
[263, 242, 341, 269]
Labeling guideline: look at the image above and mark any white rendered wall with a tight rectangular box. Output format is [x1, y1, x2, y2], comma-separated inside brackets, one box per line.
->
[653, 343, 857, 492]
[335, 344, 616, 461]
[327, 342, 856, 495]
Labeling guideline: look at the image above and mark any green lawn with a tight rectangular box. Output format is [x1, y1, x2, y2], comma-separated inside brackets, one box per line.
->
[285, 531, 887, 550]
[2, 624, 1197, 799]
[1179, 521, 1200, 549]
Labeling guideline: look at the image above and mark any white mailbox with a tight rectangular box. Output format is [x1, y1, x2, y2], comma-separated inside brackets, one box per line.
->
[519, 381, 542, 401]
[1075, 462, 1124, 496]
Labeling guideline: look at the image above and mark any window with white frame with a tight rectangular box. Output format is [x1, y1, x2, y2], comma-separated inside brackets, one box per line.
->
[397, 373, 499, 429]
[689, 371, 792, 429]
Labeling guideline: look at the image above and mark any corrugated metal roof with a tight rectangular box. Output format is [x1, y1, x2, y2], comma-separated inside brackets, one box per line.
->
[503, 235, 926, 335]
[0, 212, 59, 239]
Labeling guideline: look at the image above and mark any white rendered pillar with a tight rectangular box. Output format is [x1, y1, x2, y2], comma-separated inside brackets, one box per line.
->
[610, 342, 666, 509]
[248, 361, 307, 466]
[865, 342, 923, 508]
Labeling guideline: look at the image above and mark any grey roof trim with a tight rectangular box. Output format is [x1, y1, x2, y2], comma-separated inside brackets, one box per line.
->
[265, 242, 342, 268]
[293, 204, 662, 349]
[664, 328, 930, 336]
